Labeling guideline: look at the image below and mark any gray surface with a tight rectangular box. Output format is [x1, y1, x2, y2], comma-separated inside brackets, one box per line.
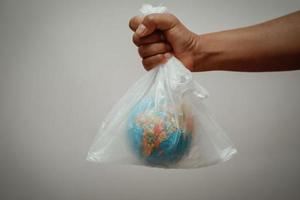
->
[1, 0, 300, 199]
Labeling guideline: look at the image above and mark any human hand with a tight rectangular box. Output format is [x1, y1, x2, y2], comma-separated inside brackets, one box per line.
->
[129, 13, 200, 71]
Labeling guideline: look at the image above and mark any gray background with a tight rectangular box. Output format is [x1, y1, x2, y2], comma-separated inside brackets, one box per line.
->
[1, 0, 300, 199]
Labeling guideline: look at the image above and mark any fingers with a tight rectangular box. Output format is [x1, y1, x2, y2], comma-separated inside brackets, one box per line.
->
[132, 31, 164, 46]
[142, 53, 171, 71]
[129, 16, 143, 31]
[129, 14, 177, 70]
[136, 13, 179, 37]
[138, 42, 172, 58]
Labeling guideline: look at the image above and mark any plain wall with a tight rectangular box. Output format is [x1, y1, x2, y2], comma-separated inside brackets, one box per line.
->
[0, 0, 300, 199]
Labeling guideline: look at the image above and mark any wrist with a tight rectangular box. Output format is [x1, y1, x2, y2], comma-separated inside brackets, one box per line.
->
[192, 33, 220, 72]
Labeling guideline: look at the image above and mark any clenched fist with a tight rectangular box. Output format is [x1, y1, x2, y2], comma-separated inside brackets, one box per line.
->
[129, 13, 200, 71]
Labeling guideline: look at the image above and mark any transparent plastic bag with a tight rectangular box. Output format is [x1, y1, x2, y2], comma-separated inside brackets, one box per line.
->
[87, 4, 237, 168]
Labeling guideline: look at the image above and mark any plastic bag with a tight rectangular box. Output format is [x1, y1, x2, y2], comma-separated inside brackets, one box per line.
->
[87, 4, 237, 168]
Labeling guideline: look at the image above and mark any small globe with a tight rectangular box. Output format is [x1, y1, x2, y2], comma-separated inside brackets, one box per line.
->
[127, 98, 192, 166]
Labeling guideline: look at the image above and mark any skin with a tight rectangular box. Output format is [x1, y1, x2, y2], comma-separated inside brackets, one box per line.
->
[129, 11, 300, 72]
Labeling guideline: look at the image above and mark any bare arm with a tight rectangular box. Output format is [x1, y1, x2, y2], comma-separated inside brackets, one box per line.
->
[196, 11, 300, 72]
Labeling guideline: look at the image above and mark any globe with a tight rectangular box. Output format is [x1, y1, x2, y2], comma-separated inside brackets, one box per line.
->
[127, 98, 193, 166]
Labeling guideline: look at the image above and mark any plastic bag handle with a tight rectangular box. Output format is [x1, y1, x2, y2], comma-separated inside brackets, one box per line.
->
[139, 4, 167, 15]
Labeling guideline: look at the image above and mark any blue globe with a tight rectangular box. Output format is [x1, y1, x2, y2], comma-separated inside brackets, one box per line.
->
[127, 98, 192, 166]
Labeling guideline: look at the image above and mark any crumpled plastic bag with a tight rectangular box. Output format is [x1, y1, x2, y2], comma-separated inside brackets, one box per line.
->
[87, 4, 237, 168]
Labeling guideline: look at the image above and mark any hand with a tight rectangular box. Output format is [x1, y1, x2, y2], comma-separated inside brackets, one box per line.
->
[129, 13, 200, 71]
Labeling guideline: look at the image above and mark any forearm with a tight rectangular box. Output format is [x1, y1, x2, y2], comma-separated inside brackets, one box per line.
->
[194, 11, 300, 72]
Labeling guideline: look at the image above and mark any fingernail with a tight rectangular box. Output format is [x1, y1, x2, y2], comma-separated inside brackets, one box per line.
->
[136, 24, 146, 36]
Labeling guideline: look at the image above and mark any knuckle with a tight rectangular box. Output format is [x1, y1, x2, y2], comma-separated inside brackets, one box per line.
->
[165, 13, 176, 19]
[132, 34, 140, 46]
[128, 17, 136, 28]
[165, 13, 179, 22]
[149, 13, 156, 20]
[145, 14, 155, 21]
[138, 46, 145, 57]
[142, 59, 151, 69]
[129, 16, 142, 30]
[142, 59, 147, 66]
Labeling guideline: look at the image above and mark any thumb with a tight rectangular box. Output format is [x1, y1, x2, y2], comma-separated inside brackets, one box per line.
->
[135, 13, 179, 37]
